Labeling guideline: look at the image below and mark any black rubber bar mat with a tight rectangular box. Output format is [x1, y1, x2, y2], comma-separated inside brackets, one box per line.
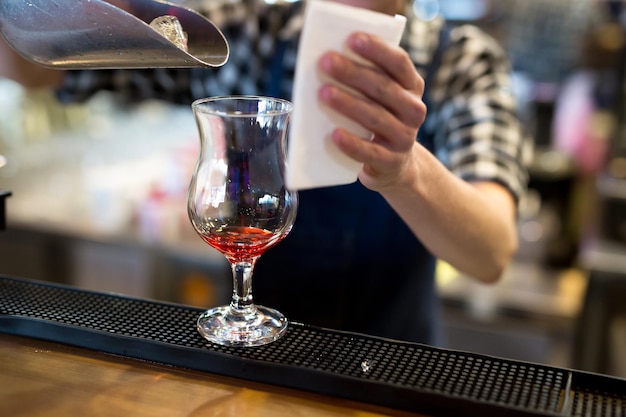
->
[1, 275, 625, 416]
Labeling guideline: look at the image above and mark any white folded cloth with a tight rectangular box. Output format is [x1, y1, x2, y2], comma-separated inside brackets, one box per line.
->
[286, 0, 407, 191]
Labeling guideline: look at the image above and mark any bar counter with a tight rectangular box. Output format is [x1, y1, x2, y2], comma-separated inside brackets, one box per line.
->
[0, 334, 420, 417]
[1, 275, 625, 417]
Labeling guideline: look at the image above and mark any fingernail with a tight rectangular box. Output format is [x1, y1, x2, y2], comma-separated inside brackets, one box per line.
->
[318, 84, 335, 102]
[350, 33, 368, 50]
[318, 52, 333, 71]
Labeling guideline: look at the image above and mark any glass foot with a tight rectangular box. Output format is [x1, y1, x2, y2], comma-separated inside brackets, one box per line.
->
[197, 305, 288, 347]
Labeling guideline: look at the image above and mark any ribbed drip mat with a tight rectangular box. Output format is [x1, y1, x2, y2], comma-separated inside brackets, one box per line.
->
[1, 275, 625, 416]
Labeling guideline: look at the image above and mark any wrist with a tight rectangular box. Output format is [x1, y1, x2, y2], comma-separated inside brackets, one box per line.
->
[375, 143, 427, 198]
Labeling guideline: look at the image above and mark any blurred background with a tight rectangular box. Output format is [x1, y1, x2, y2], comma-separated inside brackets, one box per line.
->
[1, 0, 626, 378]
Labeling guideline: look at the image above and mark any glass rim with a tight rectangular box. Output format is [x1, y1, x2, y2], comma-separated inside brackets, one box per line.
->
[191, 95, 293, 116]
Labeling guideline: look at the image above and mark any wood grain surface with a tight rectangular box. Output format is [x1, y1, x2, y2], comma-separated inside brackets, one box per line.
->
[0, 334, 427, 417]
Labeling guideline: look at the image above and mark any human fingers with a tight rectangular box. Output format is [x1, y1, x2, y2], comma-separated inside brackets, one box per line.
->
[329, 125, 415, 192]
[348, 32, 424, 94]
[318, 80, 414, 153]
[318, 33, 426, 132]
[318, 51, 426, 150]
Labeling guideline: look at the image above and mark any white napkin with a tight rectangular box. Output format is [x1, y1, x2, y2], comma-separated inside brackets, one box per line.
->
[286, 0, 407, 191]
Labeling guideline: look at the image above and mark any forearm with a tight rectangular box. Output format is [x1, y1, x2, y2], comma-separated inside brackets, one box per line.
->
[381, 143, 518, 283]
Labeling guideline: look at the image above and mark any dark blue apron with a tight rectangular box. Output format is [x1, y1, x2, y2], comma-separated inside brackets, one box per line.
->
[253, 28, 450, 344]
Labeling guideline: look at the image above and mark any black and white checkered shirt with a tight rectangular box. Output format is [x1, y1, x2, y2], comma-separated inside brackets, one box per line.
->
[58, 0, 527, 203]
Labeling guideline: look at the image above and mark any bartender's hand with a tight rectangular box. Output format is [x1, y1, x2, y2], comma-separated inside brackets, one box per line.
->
[317, 31, 519, 284]
[317, 32, 426, 193]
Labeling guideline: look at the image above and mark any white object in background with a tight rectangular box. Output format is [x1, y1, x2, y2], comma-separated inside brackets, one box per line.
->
[286, 0, 407, 190]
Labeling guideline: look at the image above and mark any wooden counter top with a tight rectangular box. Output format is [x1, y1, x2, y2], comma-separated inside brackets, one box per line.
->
[0, 334, 426, 417]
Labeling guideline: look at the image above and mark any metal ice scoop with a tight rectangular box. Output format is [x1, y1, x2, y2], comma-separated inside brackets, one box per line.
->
[0, 0, 229, 69]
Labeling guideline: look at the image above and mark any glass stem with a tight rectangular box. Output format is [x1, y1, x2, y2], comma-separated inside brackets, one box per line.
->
[229, 261, 256, 316]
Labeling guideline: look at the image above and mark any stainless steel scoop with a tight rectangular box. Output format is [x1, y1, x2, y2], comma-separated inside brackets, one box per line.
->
[0, 0, 229, 69]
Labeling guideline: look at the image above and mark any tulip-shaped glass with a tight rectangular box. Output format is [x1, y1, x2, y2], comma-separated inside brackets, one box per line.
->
[188, 96, 298, 347]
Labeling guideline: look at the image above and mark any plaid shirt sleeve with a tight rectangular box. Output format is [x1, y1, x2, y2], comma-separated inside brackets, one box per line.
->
[421, 24, 529, 205]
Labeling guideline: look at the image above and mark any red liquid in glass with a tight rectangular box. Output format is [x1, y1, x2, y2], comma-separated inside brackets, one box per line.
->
[199, 226, 283, 262]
